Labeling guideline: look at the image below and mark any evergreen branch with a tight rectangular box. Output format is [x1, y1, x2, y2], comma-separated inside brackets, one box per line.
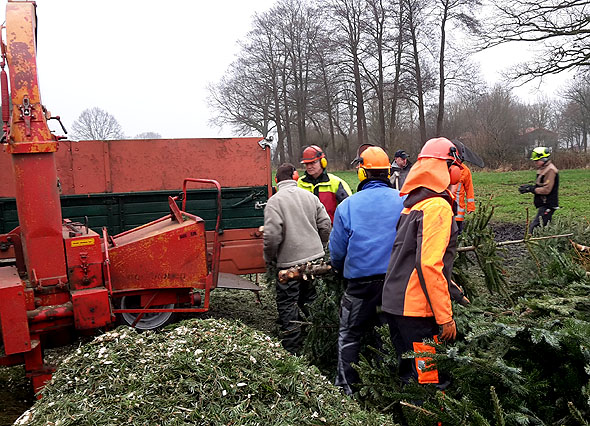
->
[567, 401, 589, 426]
[490, 386, 506, 426]
[457, 233, 575, 252]
[400, 400, 436, 416]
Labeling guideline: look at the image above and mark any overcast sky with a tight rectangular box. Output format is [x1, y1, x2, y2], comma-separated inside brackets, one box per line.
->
[2, 0, 570, 140]
[3, 0, 276, 139]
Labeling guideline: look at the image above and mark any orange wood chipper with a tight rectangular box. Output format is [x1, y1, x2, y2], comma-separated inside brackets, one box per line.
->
[0, 1, 271, 394]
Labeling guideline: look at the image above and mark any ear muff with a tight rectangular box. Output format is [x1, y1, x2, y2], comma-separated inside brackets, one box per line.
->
[357, 167, 367, 182]
[449, 164, 461, 185]
[274, 168, 300, 183]
[358, 166, 391, 181]
[320, 157, 328, 169]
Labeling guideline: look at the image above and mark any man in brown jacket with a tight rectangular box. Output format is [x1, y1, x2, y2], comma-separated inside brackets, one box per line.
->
[264, 163, 331, 354]
[518, 147, 559, 233]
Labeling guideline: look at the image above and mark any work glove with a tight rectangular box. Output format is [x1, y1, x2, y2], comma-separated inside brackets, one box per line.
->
[449, 280, 470, 306]
[328, 261, 343, 279]
[518, 184, 535, 194]
[439, 319, 457, 342]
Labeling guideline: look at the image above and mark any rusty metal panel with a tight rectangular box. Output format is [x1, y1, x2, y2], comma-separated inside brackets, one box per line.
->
[108, 216, 208, 290]
[71, 287, 112, 329]
[206, 228, 265, 275]
[217, 273, 262, 291]
[55, 140, 109, 195]
[0, 147, 15, 197]
[1, 138, 271, 197]
[0, 266, 31, 355]
[12, 155, 67, 284]
[4, 2, 56, 150]
[106, 138, 269, 192]
[63, 229, 103, 290]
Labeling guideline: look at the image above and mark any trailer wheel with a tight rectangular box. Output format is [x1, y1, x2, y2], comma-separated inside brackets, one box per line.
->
[118, 295, 176, 331]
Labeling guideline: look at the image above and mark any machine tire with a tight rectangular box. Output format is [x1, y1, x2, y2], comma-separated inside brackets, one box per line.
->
[117, 295, 176, 331]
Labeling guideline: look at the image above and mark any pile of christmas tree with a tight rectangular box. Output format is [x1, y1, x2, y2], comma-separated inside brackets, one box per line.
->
[305, 209, 590, 425]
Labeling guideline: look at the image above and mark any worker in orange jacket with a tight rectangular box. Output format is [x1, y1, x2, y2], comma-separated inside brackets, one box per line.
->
[382, 137, 466, 387]
[452, 163, 475, 233]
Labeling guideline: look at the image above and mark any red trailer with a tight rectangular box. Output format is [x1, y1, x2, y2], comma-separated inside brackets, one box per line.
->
[0, 1, 270, 393]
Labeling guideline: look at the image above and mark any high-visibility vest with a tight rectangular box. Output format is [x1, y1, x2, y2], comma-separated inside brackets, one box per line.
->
[298, 172, 351, 222]
[453, 165, 475, 222]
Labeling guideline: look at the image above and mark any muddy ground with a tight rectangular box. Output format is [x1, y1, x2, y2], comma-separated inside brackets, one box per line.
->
[0, 223, 526, 425]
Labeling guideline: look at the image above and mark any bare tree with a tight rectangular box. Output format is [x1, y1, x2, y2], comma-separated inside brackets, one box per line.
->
[481, 0, 590, 82]
[71, 107, 124, 140]
[135, 132, 162, 139]
[557, 100, 585, 150]
[561, 71, 590, 152]
[386, 0, 408, 151]
[331, 0, 370, 147]
[362, 0, 389, 145]
[523, 97, 559, 131]
[405, 0, 429, 143]
[239, 10, 289, 162]
[207, 55, 274, 138]
[206, 0, 496, 166]
[310, 21, 340, 156]
[470, 85, 525, 167]
[433, 0, 481, 136]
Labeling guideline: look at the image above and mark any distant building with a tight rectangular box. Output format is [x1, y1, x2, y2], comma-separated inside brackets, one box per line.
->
[519, 128, 559, 153]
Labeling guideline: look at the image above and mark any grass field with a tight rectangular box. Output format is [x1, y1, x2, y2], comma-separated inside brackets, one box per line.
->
[295, 167, 590, 224]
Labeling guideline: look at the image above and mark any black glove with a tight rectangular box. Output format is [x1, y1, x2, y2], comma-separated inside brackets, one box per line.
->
[449, 280, 470, 306]
[518, 184, 535, 194]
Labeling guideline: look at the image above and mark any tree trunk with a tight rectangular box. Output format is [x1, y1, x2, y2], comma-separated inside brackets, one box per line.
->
[281, 68, 295, 162]
[369, 0, 386, 146]
[408, 1, 427, 143]
[436, 0, 449, 136]
[389, 0, 404, 151]
[318, 52, 336, 153]
[353, 55, 368, 146]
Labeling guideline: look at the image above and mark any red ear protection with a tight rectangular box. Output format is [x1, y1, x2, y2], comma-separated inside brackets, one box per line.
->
[275, 169, 300, 183]
[449, 164, 461, 185]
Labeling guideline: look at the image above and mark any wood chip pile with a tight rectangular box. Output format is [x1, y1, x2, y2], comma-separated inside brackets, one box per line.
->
[16, 318, 395, 425]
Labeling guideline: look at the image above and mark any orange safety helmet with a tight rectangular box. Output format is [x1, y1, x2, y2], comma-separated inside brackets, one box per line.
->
[301, 145, 328, 168]
[357, 146, 391, 181]
[418, 137, 462, 185]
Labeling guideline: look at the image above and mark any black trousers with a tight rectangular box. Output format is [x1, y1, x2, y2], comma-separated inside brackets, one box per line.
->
[335, 278, 384, 395]
[530, 206, 556, 233]
[456, 220, 465, 234]
[275, 277, 316, 354]
[384, 313, 443, 385]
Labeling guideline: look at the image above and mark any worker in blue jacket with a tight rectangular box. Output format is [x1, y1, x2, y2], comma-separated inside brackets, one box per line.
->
[329, 146, 404, 395]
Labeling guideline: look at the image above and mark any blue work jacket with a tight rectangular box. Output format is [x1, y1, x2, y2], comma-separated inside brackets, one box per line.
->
[329, 179, 404, 280]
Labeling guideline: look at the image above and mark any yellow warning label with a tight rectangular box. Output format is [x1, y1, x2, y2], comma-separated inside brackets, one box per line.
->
[71, 238, 95, 247]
